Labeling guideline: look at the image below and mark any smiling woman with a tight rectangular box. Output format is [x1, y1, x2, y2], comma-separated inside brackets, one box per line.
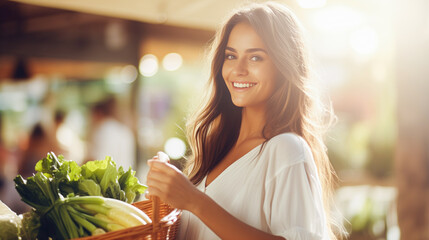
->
[146, 2, 344, 240]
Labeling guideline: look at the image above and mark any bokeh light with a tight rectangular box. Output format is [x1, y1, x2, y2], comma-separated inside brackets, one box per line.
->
[139, 54, 158, 77]
[349, 27, 379, 56]
[162, 53, 183, 71]
[164, 137, 186, 159]
[120, 65, 138, 83]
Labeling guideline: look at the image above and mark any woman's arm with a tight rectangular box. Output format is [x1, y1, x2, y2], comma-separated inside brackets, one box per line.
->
[146, 158, 285, 240]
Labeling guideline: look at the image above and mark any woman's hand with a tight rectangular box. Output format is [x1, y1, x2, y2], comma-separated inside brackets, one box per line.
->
[146, 152, 201, 211]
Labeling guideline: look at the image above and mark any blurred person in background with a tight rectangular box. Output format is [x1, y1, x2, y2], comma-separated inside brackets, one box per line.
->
[87, 96, 136, 170]
[52, 110, 71, 157]
[18, 123, 51, 178]
[146, 2, 344, 240]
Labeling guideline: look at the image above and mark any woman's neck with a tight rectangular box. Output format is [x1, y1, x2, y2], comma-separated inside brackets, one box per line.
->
[236, 106, 266, 144]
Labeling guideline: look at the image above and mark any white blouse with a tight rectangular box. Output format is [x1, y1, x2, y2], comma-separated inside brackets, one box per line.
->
[178, 133, 329, 240]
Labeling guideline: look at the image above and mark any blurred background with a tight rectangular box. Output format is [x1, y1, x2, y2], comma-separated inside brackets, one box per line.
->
[0, 0, 428, 239]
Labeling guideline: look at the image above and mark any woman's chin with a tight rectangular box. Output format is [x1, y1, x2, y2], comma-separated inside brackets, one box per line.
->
[231, 100, 246, 108]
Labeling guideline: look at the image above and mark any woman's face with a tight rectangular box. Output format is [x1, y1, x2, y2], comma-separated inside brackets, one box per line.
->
[222, 22, 279, 110]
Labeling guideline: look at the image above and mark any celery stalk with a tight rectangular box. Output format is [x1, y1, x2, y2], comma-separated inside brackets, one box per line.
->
[69, 211, 97, 235]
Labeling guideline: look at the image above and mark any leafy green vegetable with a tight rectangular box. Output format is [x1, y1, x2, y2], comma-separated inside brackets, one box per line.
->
[119, 167, 147, 204]
[20, 210, 41, 240]
[31, 153, 146, 203]
[78, 179, 102, 196]
[0, 218, 19, 240]
[97, 158, 122, 200]
[14, 152, 147, 239]
[14, 175, 50, 209]
[34, 153, 81, 198]
[78, 156, 146, 203]
[80, 157, 110, 183]
[15, 172, 71, 239]
[0, 200, 21, 240]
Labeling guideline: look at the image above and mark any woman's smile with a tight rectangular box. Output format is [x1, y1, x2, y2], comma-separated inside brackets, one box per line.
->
[232, 82, 257, 89]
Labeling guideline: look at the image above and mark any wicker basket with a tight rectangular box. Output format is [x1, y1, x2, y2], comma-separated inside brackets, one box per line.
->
[77, 197, 181, 240]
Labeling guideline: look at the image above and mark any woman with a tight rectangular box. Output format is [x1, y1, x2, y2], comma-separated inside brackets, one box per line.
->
[147, 2, 341, 239]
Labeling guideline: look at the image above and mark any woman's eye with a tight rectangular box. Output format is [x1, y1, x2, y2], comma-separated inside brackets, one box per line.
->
[250, 55, 263, 61]
[225, 54, 236, 60]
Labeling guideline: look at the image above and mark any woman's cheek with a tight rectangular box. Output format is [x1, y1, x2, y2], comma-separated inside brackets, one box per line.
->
[222, 67, 231, 87]
[221, 64, 229, 80]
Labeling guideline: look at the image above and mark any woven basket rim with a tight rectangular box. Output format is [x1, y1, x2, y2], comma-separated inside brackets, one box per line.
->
[133, 199, 182, 227]
[75, 199, 181, 239]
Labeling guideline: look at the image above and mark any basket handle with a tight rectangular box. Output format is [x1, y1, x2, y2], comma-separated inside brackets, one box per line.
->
[151, 195, 160, 238]
[151, 152, 168, 239]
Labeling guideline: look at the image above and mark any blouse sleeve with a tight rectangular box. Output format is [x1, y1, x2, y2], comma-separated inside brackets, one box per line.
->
[263, 137, 328, 240]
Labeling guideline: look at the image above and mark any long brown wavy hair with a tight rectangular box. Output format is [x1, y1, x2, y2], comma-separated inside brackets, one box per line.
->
[185, 2, 341, 238]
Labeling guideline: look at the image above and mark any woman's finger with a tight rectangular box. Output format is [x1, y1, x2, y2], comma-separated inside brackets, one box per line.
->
[147, 175, 169, 190]
[147, 160, 168, 171]
[157, 151, 170, 163]
[148, 160, 178, 174]
[146, 155, 158, 163]
[147, 170, 169, 183]
[146, 186, 164, 199]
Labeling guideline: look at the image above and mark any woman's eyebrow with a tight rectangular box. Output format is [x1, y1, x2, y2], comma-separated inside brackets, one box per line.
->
[225, 46, 268, 54]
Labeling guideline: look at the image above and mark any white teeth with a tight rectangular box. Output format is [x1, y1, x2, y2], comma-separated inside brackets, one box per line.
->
[233, 82, 255, 88]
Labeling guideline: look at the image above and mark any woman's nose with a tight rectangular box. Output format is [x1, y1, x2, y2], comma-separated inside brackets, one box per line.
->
[232, 58, 248, 76]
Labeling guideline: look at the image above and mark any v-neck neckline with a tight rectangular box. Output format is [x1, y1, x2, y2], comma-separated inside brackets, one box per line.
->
[203, 143, 263, 190]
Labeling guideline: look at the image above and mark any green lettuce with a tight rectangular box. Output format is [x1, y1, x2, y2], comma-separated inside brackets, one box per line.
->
[30, 152, 146, 203]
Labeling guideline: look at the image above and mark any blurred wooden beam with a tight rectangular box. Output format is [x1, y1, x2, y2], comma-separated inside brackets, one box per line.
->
[395, 0, 429, 239]
[0, 1, 214, 64]
[0, 19, 142, 64]
[1, 12, 104, 34]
